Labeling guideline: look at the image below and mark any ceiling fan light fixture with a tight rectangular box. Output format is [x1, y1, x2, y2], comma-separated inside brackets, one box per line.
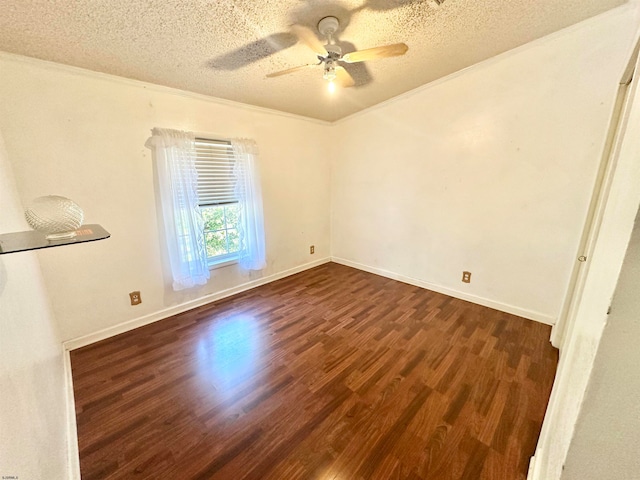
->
[323, 63, 337, 81]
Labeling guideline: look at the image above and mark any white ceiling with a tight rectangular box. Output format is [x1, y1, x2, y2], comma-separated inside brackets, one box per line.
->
[0, 0, 627, 122]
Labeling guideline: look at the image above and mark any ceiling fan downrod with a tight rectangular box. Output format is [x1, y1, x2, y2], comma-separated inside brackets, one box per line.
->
[317, 16, 340, 45]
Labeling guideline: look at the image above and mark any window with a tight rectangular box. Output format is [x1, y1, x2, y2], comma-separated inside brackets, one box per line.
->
[194, 138, 240, 266]
[149, 129, 264, 289]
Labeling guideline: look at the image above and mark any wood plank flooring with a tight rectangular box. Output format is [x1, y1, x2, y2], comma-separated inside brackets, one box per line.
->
[71, 262, 558, 479]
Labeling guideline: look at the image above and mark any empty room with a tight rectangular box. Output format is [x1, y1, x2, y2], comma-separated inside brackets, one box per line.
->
[2, 1, 640, 479]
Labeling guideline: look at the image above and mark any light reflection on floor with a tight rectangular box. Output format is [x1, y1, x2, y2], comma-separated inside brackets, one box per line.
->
[195, 314, 263, 397]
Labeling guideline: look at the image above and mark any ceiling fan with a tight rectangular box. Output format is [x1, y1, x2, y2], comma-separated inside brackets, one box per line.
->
[266, 16, 408, 91]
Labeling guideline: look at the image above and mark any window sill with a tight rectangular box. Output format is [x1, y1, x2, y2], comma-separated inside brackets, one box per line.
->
[208, 257, 238, 270]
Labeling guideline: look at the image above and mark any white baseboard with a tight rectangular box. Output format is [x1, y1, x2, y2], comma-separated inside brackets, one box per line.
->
[62, 348, 81, 480]
[63, 253, 553, 349]
[63, 257, 331, 351]
[331, 256, 556, 326]
[528, 452, 540, 480]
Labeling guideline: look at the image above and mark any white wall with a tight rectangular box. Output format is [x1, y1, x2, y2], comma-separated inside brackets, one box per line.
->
[0, 56, 331, 342]
[0, 133, 70, 478]
[330, 5, 639, 325]
[561, 209, 640, 479]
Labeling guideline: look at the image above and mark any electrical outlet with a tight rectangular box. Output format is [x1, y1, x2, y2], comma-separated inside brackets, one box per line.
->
[462, 271, 471, 283]
[310, 245, 315, 254]
[129, 291, 142, 305]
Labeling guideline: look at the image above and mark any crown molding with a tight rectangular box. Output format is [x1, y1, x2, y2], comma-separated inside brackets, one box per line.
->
[333, 1, 638, 126]
[0, 0, 636, 127]
[0, 51, 331, 127]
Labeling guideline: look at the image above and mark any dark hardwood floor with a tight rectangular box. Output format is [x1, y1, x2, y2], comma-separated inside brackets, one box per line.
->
[71, 262, 558, 479]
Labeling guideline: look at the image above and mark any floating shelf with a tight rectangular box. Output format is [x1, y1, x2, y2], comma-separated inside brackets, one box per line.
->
[0, 224, 110, 255]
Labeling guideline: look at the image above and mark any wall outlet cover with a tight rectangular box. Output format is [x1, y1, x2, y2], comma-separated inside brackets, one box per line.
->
[129, 291, 142, 305]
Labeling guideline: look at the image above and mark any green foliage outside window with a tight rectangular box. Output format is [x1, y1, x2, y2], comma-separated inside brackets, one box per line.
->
[202, 203, 241, 260]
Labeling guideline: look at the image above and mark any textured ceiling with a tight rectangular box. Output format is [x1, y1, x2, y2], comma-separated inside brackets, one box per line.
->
[0, 0, 627, 121]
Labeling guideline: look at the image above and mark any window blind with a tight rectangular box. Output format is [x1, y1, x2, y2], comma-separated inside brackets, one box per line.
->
[194, 138, 237, 206]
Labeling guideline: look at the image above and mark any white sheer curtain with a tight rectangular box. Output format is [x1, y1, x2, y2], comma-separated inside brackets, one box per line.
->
[147, 128, 210, 290]
[232, 139, 266, 271]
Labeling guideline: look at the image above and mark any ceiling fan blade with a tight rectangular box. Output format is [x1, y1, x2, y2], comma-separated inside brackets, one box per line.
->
[341, 43, 408, 63]
[335, 66, 355, 88]
[266, 64, 318, 78]
[291, 25, 327, 56]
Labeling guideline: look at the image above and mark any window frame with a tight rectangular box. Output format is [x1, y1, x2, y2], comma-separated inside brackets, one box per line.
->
[194, 136, 241, 269]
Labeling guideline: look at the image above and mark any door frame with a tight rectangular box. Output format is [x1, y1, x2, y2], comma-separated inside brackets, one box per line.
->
[551, 39, 640, 349]
[529, 32, 640, 480]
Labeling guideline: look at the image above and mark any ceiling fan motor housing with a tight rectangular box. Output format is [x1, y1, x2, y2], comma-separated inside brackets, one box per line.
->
[325, 44, 342, 57]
